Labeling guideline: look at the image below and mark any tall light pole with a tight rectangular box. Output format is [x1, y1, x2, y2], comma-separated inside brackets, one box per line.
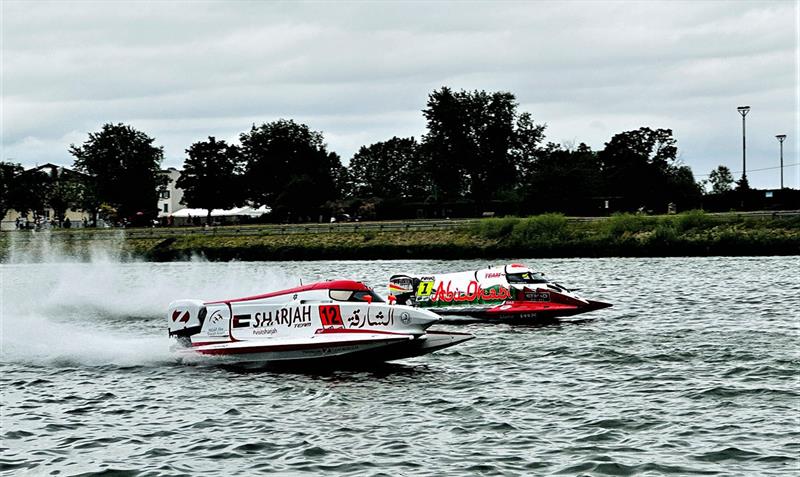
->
[776, 134, 786, 189]
[737, 106, 750, 183]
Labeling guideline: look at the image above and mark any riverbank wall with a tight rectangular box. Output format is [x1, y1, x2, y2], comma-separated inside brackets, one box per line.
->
[2, 211, 798, 262]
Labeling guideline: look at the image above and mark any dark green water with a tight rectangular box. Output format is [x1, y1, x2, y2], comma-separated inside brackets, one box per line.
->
[2, 256, 798, 475]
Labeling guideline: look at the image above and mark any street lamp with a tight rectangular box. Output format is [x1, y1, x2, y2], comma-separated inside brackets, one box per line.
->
[776, 134, 786, 189]
[737, 106, 750, 183]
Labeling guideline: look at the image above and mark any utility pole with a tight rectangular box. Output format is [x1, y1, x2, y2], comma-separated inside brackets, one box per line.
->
[776, 134, 786, 189]
[737, 106, 751, 184]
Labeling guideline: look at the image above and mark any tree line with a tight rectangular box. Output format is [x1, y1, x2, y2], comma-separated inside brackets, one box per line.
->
[3, 86, 759, 225]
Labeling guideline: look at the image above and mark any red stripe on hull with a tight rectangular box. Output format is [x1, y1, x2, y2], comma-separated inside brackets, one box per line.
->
[484, 301, 578, 314]
[314, 328, 410, 336]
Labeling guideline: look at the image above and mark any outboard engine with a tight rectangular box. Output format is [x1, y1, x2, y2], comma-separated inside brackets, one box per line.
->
[167, 299, 207, 347]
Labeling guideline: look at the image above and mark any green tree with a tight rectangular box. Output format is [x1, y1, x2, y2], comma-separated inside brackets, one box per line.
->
[476, 91, 518, 199]
[348, 136, 423, 199]
[177, 137, 243, 223]
[240, 119, 341, 220]
[421, 87, 468, 200]
[735, 175, 750, 191]
[421, 87, 545, 202]
[598, 127, 700, 211]
[70, 123, 165, 222]
[45, 168, 85, 225]
[512, 112, 548, 186]
[0, 162, 24, 221]
[521, 142, 603, 215]
[0, 165, 51, 221]
[708, 165, 734, 194]
[331, 164, 353, 200]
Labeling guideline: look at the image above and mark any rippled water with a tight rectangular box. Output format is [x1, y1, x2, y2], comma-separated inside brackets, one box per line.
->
[2, 251, 799, 476]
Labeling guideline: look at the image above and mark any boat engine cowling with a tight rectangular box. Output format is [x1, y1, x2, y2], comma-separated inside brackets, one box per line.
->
[167, 299, 207, 339]
[389, 274, 418, 305]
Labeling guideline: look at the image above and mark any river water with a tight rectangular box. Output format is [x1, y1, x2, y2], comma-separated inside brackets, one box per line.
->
[1, 249, 798, 475]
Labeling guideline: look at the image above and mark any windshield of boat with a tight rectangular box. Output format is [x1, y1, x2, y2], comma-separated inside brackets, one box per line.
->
[329, 289, 385, 303]
[506, 272, 548, 284]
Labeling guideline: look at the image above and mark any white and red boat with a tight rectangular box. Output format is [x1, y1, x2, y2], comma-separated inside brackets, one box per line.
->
[167, 280, 473, 366]
[388, 263, 612, 321]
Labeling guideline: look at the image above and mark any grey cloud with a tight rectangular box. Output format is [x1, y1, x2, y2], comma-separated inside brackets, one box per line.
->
[2, 0, 796, 188]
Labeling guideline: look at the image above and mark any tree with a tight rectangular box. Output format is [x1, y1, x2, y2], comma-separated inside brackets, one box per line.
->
[0, 162, 24, 221]
[477, 91, 518, 199]
[2, 164, 85, 225]
[421, 87, 546, 203]
[177, 137, 243, 223]
[240, 119, 342, 221]
[520, 142, 603, 215]
[597, 127, 700, 211]
[421, 87, 468, 201]
[70, 123, 165, 222]
[331, 164, 353, 200]
[348, 136, 423, 200]
[735, 175, 750, 191]
[44, 167, 85, 225]
[512, 112, 548, 185]
[707, 165, 734, 194]
[0, 164, 51, 220]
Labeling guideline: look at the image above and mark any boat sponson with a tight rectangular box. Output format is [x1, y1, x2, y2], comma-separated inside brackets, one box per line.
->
[176, 331, 473, 364]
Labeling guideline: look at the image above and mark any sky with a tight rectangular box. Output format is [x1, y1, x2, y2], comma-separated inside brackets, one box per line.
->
[2, 0, 798, 189]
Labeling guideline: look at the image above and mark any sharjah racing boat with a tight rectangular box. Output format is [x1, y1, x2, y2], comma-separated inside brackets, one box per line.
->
[388, 263, 612, 321]
[167, 280, 473, 366]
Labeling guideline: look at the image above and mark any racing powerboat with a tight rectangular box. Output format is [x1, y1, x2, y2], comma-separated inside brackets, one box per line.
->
[388, 263, 611, 321]
[167, 280, 473, 366]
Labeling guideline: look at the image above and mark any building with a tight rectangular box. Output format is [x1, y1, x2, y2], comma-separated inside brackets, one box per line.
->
[157, 167, 184, 218]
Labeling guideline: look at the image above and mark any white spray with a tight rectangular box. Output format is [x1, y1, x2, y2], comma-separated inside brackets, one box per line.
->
[1, 232, 295, 367]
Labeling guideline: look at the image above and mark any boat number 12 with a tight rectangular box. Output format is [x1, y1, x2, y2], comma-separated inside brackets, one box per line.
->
[319, 305, 343, 326]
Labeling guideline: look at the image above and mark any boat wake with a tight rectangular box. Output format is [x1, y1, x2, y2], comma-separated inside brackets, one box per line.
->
[2, 311, 172, 367]
[1, 235, 295, 367]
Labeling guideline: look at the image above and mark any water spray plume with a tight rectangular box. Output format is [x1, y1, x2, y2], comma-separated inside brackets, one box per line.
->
[1, 233, 295, 367]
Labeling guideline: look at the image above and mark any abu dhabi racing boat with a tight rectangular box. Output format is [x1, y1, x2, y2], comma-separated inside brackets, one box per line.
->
[388, 263, 611, 321]
[167, 280, 473, 366]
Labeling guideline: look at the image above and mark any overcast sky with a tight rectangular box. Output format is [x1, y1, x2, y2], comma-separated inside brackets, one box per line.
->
[2, 0, 798, 188]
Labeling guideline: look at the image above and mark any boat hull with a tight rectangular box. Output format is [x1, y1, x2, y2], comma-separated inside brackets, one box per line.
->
[433, 299, 613, 322]
[174, 331, 473, 366]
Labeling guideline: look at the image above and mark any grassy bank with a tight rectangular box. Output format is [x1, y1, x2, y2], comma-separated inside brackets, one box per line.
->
[467, 211, 800, 258]
[2, 211, 798, 261]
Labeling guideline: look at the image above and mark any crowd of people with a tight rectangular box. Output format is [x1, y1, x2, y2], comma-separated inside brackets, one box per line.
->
[14, 216, 87, 230]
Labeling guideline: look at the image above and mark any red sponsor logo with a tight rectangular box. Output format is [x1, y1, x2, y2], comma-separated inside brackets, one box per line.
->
[432, 280, 511, 303]
[485, 272, 504, 278]
[171, 310, 190, 323]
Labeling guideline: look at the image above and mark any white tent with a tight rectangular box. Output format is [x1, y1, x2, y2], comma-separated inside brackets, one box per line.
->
[168, 205, 271, 224]
[171, 206, 271, 218]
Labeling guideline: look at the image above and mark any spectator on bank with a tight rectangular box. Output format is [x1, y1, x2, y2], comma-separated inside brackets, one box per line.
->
[64, 217, 72, 229]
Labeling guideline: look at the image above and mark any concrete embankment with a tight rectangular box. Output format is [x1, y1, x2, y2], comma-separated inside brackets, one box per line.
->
[2, 211, 798, 261]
